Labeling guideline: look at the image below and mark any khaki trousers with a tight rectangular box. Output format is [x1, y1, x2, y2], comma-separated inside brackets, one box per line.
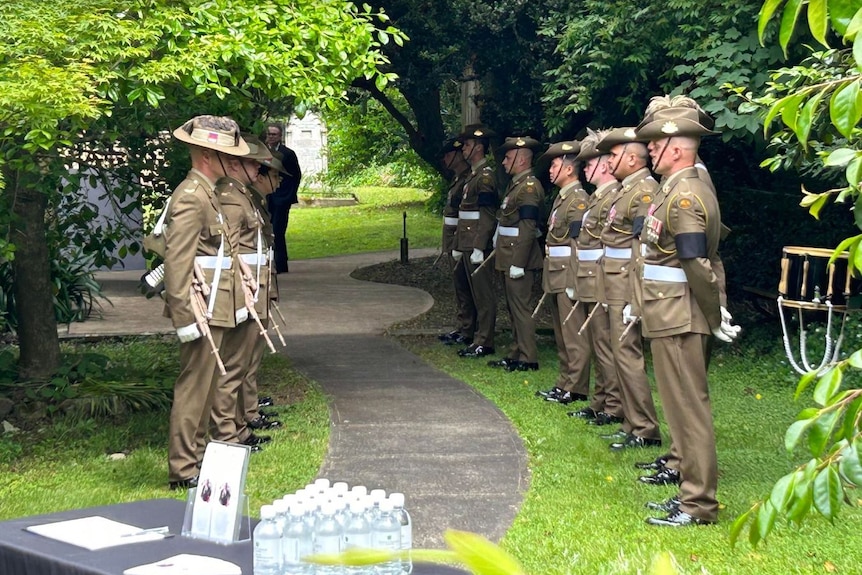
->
[211, 319, 258, 444]
[453, 257, 477, 338]
[502, 271, 538, 362]
[464, 253, 496, 348]
[239, 337, 266, 430]
[608, 303, 660, 440]
[168, 326, 226, 482]
[549, 293, 591, 395]
[585, 303, 623, 418]
[650, 333, 718, 522]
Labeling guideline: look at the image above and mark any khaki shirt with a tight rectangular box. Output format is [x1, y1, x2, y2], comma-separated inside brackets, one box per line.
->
[456, 158, 499, 252]
[442, 168, 469, 253]
[543, 181, 589, 294]
[495, 169, 544, 271]
[637, 166, 722, 338]
[163, 169, 238, 329]
[575, 181, 620, 303]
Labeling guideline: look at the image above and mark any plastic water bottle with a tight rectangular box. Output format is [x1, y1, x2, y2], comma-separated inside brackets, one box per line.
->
[254, 505, 282, 575]
[368, 489, 386, 522]
[332, 481, 350, 498]
[314, 501, 345, 575]
[343, 499, 373, 575]
[371, 499, 401, 575]
[315, 478, 332, 491]
[389, 494, 412, 575]
[283, 502, 314, 575]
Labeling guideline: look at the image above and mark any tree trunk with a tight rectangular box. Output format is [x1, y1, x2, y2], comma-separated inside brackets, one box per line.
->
[9, 169, 60, 379]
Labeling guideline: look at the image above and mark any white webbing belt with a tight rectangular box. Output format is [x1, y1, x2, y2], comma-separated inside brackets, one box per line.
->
[643, 264, 687, 283]
[240, 253, 268, 266]
[458, 210, 480, 220]
[152, 198, 171, 236]
[195, 255, 232, 269]
[577, 249, 603, 262]
[548, 246, 572, 257]
[444, 217, 459, 227]
[498, 226, 519, 237]
[604, 247, 632, 259]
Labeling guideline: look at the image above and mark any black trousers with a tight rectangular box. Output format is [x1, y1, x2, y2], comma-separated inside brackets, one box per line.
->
[268, 198, 291, 273]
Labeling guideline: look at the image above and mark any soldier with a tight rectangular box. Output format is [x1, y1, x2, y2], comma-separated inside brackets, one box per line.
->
[437, 137, 476, 347]
[567, 130, 625, 427]
[487, 136, 544, 371]
[454, 124, 499, 358]
[163, 116, 249, 490]
[533, 141, 592, 404]
[594, 128, 662, 450]
[633, 106, 740, 526]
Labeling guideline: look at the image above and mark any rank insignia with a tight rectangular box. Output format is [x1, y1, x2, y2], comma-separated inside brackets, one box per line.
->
[641, 194, 652, 204]
[678, 198, 692, 209]
[577, 203, 586, 210]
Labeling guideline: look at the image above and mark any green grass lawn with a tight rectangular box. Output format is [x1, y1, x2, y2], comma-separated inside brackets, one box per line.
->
[289, 187, 441, 259]
[400, 331, 862, 574]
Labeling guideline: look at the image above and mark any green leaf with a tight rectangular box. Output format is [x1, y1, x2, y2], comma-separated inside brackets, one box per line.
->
[808, 410, 840, 456]
[443, 530, 528, 575]
[809, 193, 829, 220]
[846, 6, 862, 39]
[749, 506, 763, 548]
[807, 0, 829, 46]
[795, 90, 824, 148]
[825, 147, 858, 167]
[759, 0, 786, 43]
[757, 500, 777, 541]
[786, 417, 814, 452]
[788, 475, 813, 523]
[779, 92, 807, 134]
[839, 441, 862, 486]
[841, 396, 862, 441]
[830, 79, 861, 138]
[855, 32, 862, 72]
[834, 1, 861, 36]
[648, 551, 678, 575]
[812, 466, 843, 521]
[764, 92, 803, 135]
[780, 0, 804, 56]
[813, 366, 843, 406]
[729, 507, 753, 548]
[795, 369, 820, 397]
[769, 472, 797, 511]
[847, 156, 862, 188]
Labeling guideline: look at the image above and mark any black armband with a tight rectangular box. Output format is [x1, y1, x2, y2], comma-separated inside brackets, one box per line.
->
[675, 232, 708, 259]
[477, 192, 498, 207]
[449, 195, 461, 210]
[569, 221, 582, 238]
[632, 215, 645, 237]
[518, 205, 540, 220]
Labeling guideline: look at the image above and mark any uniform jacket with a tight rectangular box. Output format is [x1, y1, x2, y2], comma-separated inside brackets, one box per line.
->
[442, 168, 469, 253]
[495, 169, 544, 271]
[542, 181, 587, 294]
[600, 167, 657, 305]
[163, 169, 239, 330]
[575, 180, 620, 303]
[637, 166, 722, 338]
[456, 158, 499, 253]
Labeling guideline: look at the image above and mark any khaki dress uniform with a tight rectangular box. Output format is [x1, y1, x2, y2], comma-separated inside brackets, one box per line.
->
[543, 180, 591, 396]
[213, 176, 271, 445]
[495, 168, 544, 363]
[163, 169, 241, 483]
[576, 180, 624, 419]
[599, 165, 661, 441]
[456, 157, 499, 349]
[444, 167, 476, 341]
[637, 164, 722, 522]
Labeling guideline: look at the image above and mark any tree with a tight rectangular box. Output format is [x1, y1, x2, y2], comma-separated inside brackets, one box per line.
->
[0, 0, 404, 379]
[727, 0, 862, 547]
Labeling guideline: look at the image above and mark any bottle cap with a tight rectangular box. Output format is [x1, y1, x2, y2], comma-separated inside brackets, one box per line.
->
[370, 489, 386, 504]
[260, 504, 276, 519]
[273, 499, 289, 514]
[389, 493, 405, 507]
[332, 481, 349, 493]
[314, 478, 331, 489]
[351, 485, 368, 497]
[379, 499, 394, 513]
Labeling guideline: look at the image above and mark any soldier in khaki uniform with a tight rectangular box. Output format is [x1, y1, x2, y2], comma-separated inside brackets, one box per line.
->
[534, 142, 592, 403]
[567, 130, 625, 427]
[211, 135, 279, 453]
[633, 106, 740, 526]
[438, 137, 475, 347]
[488, 136, 544, 371]
[454, 125, 499, 358]
[594, 127, 662, 450]
[163, 116, 249, 489]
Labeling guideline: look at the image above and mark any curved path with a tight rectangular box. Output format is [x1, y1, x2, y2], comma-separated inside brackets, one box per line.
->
[89, 250, 529, 549]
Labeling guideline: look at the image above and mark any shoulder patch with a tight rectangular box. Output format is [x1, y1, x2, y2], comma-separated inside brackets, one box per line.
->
[641, 194, 652, 204]
[577, 203, 586, 210]
[481, 175, 492, 184]
[678, 197, 692, 209]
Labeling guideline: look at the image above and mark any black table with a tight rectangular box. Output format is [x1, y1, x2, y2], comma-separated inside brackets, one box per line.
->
[0, 499, 467, 575]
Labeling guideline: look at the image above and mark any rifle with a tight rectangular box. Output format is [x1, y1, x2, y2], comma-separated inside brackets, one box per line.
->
[531, 292, 548, 318]
[562, 300, 580, 325]
[236, 256, 277, 354]
[619, 317, 640, 341]
[470, 249, 496, 277]
[191, 264, 227, 376]
[577, 302, 602, 336]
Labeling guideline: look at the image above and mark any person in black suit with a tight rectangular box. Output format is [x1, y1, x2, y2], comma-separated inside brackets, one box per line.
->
[264, 123, 302, 273]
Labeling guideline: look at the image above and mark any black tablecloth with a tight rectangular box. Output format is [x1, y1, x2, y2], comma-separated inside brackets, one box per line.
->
[0, 499, 467, 575]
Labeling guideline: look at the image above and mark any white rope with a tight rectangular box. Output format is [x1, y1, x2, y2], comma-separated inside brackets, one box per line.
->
[778, 296, 844, 376]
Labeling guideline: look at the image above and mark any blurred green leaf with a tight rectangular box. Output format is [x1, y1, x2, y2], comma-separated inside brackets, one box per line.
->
[443, 530, 527, 575]
[812, 466, 843, 521]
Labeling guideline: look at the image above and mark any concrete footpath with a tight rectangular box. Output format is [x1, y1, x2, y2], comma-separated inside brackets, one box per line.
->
[78, 250, 529, 549]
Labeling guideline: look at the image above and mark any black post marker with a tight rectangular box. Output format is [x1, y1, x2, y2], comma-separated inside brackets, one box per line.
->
[400, 210, 409, 264]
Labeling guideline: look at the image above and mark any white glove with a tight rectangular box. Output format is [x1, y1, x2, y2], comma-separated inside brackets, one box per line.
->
[235, 307, 249, 324]
[720, 306, 733, 323]
[492, 227, 499, 248]
[177, 323, 202, 343]
[622, 304, 637, 325]
[712, 321, 742, 343]
[565, 287, 575, 300]
[601, 303, 608, 311]
[452, 250, 463, 261]
[509, 265, 525, 279]
[470, 248, 484, 264]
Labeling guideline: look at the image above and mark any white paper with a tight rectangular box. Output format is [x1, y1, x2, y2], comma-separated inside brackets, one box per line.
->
[123, 553, 241, 575]
[190, 441, 249, 543]
[26, 516, 167, 550]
